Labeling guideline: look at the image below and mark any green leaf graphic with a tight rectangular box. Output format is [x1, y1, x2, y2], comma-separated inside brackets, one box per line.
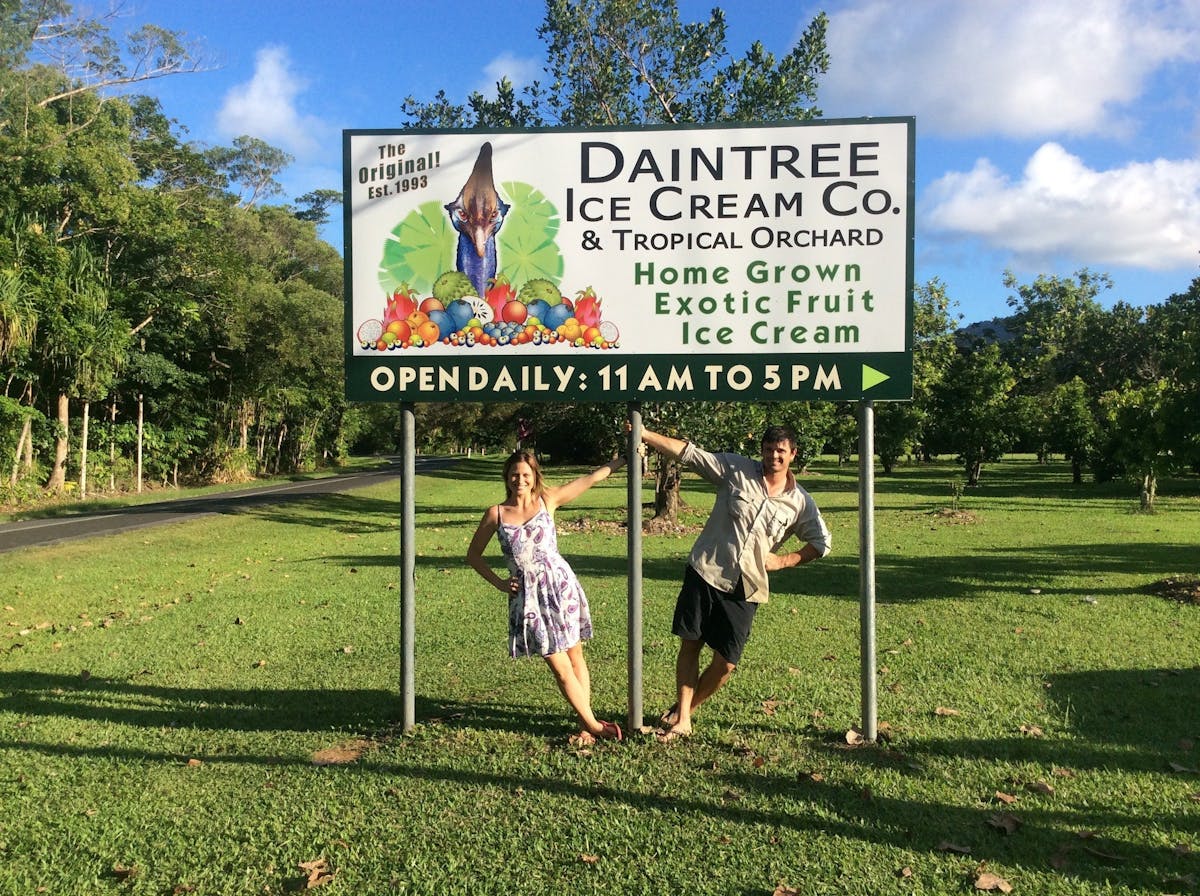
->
[497, 181, 564, 288]
[377, 200, 456, 295]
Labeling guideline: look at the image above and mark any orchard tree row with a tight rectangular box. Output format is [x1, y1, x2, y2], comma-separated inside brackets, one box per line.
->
[391, 269, 1199, 515]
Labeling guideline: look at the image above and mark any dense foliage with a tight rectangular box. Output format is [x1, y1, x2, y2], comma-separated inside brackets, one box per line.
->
[0, 1, 348, 501]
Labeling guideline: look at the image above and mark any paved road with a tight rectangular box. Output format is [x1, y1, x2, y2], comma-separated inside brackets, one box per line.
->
[0, 457, 456, 554]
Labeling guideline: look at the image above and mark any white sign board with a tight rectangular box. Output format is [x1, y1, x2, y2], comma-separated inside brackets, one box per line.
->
[344, 119, 914, 402]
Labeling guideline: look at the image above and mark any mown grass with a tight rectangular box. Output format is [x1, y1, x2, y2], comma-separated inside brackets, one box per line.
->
[1, 456, 1198, 895]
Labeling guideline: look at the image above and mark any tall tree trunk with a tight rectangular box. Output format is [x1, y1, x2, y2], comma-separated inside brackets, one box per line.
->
[46, 392, 69, 492]
[966, 457, 982, 487]
[79, 399, 90, 498]
[136, 392, 144, 493]
[273, 423, 287, 474]
[11, 416, 31, 485]
[652, 459, 681, 523]
[108, 398, 117, 491]
[1071, 458, 1083, 485]
[239, 399, 251, 451]
[1140, 472, 1156, 511]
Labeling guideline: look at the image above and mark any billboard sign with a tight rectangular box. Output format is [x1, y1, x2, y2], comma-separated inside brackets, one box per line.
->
[344, 119, 914, 403]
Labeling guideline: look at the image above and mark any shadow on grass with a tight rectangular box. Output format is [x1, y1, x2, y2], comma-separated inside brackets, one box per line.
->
[871, 541, 1200, 602]
[0, 671, 570, 739]
[4, 666, 1195, 892]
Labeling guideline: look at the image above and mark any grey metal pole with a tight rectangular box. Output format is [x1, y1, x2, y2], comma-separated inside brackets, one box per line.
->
[400, 401, 416, 733]
[627, 402, 644, 732]
[857, 400, 877, 743]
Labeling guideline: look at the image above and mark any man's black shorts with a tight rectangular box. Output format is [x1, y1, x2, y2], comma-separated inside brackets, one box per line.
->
[672, 565, 759, 665]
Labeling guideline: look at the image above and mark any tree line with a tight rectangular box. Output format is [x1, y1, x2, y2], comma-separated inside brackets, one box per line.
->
[2, 1, 1197, 512]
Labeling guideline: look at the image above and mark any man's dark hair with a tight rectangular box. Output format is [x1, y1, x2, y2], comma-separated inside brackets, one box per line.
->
[761, 425, 797, 450]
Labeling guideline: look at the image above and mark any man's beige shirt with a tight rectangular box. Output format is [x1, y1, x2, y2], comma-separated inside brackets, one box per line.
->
[680, 441, 831, 604]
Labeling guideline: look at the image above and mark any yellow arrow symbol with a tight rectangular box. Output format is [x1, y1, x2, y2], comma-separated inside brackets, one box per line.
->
[862, 364, 890, 391]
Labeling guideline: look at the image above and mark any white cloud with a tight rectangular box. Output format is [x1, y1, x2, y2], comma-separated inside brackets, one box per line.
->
[922, 143, 1200, 269]
[822, 0, 1199, 138]
[476, 53, 541, 98]
[216, 46, 328, 157]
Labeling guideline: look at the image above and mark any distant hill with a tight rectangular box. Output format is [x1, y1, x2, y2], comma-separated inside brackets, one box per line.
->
[956, 315, 1017, 349]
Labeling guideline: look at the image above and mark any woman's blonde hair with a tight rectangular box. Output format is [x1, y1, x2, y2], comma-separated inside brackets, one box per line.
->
[502, 449, 544, 498]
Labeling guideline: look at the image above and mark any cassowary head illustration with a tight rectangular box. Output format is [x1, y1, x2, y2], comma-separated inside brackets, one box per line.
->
[445, 142, 509, 299]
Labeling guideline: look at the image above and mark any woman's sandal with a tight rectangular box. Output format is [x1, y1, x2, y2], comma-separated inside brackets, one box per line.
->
[597, 720, 623, 741]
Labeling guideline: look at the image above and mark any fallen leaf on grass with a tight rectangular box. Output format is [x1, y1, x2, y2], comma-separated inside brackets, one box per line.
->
[1168, 761, 1199, 774]
[311, 740, 372, 766]
[761, 699, 779, 716]
[936, 842, 971, 854]
[111, 864, 138, 882]
[1025, 781, 1055, 796]
[298, 858, 334, 889]
[1019, 725, 1044, 737]
[580, 854, 599, 865]
[845, 727, 864, 746]
[1052, 767, 1076, 778]
[994, 791, 1018, 805]
[974, 871, 1013, 892]
[935, 706, 961, 717]
[1083, 846, 1126, 863]
[773, 885, 800, 896]
[987, 812, 1022, 834]
[186, 758, 203, 767]
[1049, 848, 1071, 870]
[897, 866, 913, 879]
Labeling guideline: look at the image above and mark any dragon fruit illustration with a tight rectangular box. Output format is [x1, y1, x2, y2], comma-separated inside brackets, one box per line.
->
[573, 286, 602, 328]
[384, 284, 418, 325]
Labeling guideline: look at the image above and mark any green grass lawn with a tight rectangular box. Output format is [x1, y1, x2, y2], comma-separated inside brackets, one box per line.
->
[1, 456, 1198, 895]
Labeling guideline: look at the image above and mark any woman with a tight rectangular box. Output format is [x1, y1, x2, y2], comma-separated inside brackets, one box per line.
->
[467, 449, 624, 744]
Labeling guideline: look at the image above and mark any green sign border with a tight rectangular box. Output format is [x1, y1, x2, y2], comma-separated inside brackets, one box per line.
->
[343, 118, 916, 404]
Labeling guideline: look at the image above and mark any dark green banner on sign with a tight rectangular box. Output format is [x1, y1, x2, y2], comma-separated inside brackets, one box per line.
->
[346, 352, 912, 403]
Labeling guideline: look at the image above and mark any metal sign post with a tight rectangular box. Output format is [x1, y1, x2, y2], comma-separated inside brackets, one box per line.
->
[400, 401, 416, 733]
[626, 403, 644, 732]
[857, 400, 877, 742]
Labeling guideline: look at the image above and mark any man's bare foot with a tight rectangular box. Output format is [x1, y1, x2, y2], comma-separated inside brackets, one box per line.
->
[655, 725, 691, 743]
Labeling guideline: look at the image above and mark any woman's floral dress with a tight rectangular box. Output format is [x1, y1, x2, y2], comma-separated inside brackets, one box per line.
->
[497, 499, 593, 657]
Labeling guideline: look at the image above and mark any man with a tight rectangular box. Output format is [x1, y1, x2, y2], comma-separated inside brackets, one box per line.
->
[637, 425, 831, 740]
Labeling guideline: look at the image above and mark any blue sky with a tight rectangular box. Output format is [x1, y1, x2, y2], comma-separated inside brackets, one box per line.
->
[115, 0, 1200, 324]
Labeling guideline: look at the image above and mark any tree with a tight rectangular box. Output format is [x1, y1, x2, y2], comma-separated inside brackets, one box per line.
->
[1047, 377, 1097, 484]
[402, 0, 830, 523]
[874, 278, 959, 473]
[1098, 380, 1171, 510]
[1001, 268, 1110, 394]
[929, 343, 1016, 486]
[293, 189, 343, 227]
[205, 136, 294, 209]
